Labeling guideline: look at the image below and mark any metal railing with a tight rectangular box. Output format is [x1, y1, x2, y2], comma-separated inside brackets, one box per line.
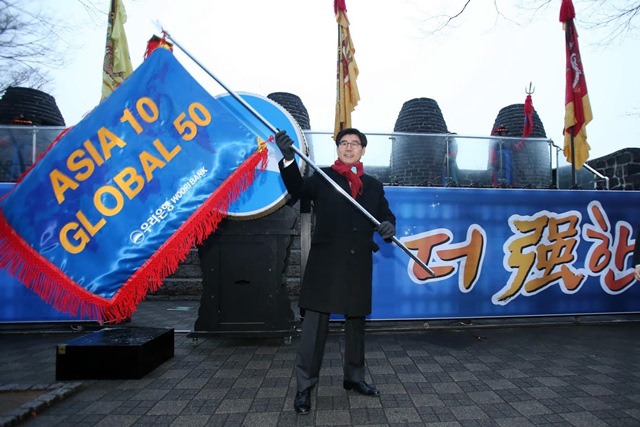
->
[549, 140, 610, 190]
[0, 125, 609, 190]
[303, 131, 557, 189]
[0, 125, 66, 182]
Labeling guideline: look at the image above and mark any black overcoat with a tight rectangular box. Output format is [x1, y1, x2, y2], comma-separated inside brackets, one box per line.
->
[280, 160, 395, 316]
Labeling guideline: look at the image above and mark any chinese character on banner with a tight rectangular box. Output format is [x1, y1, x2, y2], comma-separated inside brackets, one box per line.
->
[494, 211, 587, 304]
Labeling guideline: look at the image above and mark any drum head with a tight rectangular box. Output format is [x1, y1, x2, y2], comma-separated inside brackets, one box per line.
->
[215, 92, 308, 220]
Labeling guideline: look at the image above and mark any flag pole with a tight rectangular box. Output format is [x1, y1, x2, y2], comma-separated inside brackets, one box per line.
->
[161, 28, 435, 277]
[570, 127, 577, 188]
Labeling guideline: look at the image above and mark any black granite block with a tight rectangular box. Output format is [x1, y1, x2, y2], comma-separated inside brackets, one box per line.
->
[56, 327, 174, 380]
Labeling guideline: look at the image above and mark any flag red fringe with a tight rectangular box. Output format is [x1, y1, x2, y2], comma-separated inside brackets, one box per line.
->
[0, 144, 269, 323]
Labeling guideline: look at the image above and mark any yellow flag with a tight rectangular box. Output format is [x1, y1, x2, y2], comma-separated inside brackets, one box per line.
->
[101, 0, 133, 101]
[334, 0, 360, 140]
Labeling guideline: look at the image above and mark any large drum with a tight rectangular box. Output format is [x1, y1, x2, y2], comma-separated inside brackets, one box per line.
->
[215, 92, 308, 220]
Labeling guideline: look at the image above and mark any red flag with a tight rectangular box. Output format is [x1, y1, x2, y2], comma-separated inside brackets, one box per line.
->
[334, 0, 360, 140]
[560, 0, 593, 169]
[144, 34, 174, 60]
[523, 94, 534, 138]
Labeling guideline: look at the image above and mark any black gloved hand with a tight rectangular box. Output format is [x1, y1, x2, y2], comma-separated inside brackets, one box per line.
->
[275, 130, 295, 161]
[376, 221, 395, 241]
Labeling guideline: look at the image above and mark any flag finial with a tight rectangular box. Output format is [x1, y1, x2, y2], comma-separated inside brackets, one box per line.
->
[334, 0, 347, 15]
[525, 82, 535, 95]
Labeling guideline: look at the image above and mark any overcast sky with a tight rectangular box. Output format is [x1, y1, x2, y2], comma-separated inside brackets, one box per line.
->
[46, 0, 639, 164]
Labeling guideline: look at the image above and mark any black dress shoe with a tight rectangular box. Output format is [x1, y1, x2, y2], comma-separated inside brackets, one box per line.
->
[343, 380, 380, 396]
[293, 389, 311, 414]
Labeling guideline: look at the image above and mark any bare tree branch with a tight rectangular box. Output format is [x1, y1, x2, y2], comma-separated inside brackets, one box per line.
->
[414, 0, 640, 43]
[0, 0, 104, 93]
[435, 0, 472, 33]
[577, 1, 640, 45]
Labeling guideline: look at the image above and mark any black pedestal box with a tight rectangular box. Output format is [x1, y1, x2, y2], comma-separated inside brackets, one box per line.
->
[56, 327, 174, 380]
[193, 205, 296, 339]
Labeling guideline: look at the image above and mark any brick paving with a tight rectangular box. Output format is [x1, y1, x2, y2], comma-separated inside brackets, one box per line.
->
[1, 301, 640, 426]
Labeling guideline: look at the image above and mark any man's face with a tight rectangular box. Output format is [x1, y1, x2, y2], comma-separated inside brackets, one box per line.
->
[336, 133, 366, 165]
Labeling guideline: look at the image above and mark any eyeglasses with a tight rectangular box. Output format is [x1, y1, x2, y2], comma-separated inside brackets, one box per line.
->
[338, 141, 362, 149]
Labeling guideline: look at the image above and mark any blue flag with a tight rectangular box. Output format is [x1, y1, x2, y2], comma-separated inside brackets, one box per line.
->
[0, 49, 269, 322]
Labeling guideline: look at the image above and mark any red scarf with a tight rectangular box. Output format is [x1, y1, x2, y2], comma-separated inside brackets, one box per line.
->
[331, 159, 364, 198]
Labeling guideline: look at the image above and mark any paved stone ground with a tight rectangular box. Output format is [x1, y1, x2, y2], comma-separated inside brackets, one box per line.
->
[1, 301, 640, 426]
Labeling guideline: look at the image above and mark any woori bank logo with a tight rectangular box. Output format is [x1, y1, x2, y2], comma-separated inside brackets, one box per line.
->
[130, 230, 145, 244]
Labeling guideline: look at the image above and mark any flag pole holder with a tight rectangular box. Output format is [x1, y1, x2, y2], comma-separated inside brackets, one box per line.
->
[161, 28, 434, 277]
[570, 127, 578, 189]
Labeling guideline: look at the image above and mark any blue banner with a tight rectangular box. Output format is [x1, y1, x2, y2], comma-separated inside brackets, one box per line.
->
[0, 49, 270, 322]
[371, 187, 640, 320]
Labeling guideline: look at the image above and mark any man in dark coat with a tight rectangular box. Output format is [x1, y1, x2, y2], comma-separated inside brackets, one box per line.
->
[275, 128, 396, 415]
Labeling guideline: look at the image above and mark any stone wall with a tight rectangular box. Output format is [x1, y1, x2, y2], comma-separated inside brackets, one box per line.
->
[491, 104, 550, 188]
[391, 98, 449, 185]
[557, 148, 640, 190]
[151, 248, 202, 300]
[597, 148, 640, 190]
[0, 87, 65, 126]
[491, 103, 546, 139]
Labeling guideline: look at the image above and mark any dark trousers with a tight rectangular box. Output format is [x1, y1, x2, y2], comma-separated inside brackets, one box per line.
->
[294, 309, 366, 392]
